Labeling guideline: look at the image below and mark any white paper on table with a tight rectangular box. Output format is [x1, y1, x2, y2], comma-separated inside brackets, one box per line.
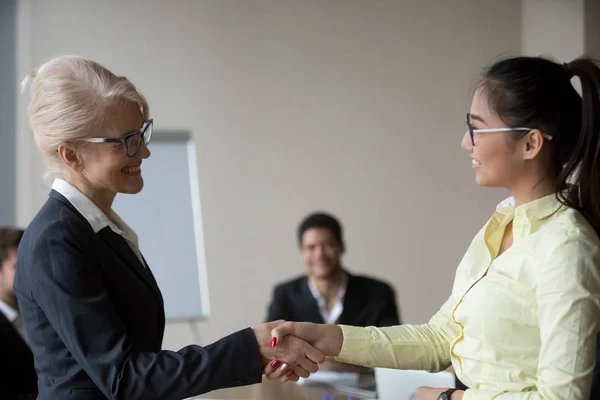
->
[296, 370, 360, 387]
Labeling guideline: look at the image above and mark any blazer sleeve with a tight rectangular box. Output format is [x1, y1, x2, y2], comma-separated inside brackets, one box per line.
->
[27, 220, 263, 400]
[376, 284, 401, 327]
[265, 284, 291, 322]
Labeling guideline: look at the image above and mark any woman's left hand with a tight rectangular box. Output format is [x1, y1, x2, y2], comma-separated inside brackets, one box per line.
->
[263, 361, 300, 383]
[412, 387, 464, 400]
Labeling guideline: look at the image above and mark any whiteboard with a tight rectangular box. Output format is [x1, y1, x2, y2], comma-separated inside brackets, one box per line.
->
[113, 132, 210, 321]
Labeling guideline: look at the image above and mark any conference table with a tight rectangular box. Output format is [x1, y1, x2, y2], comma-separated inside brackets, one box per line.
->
[195, 373, 376, 400]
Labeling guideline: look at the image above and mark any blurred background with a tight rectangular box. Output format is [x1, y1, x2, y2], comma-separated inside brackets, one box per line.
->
[1, 0, 598, 351]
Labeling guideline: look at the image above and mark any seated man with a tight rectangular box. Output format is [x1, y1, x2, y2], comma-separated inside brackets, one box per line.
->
[266, 212, 399, 371]
[0, 227, 37, 399]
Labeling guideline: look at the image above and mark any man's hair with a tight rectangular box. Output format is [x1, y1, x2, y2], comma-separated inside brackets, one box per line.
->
[0, 227, 24, 268]
[297, 212, 344, 249]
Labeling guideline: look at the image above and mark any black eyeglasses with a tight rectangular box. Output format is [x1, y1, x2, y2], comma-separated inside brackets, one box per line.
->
[466, 113, 552, 146]
[82, 119, 153, 157]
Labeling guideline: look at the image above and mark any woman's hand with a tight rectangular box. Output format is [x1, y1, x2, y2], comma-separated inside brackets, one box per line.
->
[270, 321, 344, 357]
[253, 320, 325, 380]
[412, 387, 464, 400]
[263, 361, 300, 383]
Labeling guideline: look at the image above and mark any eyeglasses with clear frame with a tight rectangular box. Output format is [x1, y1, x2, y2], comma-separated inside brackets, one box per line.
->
[81, 119, 153, 157]
[466, 113, 552, 146]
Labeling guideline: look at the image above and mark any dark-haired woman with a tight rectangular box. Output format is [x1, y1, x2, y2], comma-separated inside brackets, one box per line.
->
[265, 56, 600, 400]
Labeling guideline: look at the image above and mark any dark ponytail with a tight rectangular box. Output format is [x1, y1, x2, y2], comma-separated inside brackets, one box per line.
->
[481, 56, 600, 234]
[563, 59, 600, 233]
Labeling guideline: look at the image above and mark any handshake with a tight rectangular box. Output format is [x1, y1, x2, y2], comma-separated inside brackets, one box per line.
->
[252, 320, 344, 382]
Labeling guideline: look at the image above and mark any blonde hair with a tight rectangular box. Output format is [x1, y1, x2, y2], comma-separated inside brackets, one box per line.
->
[21, 55, 149, 180]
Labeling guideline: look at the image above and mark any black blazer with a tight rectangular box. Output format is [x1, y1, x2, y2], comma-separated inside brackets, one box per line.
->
[14, 191, 263, 400]
[0, 311, 37, 400]
[266, 273, 400, 327]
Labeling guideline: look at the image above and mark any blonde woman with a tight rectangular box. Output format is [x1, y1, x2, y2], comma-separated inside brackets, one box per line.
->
[14, 56, 324, 400]
[266, 56, 600, 400]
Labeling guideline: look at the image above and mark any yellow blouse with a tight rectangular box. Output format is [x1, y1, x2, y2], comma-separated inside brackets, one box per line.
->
[337, 194, 600, 399]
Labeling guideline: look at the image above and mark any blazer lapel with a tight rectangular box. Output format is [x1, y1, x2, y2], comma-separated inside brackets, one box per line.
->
[98, 227, 163, 303]
[48, 190, 165, 307]
[300, 277, 326, 324]
[338, 272, 360, 325]
[141, 254, 164, 306]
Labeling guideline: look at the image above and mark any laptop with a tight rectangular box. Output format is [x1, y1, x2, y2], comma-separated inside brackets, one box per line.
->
[375, 368, 455, 400]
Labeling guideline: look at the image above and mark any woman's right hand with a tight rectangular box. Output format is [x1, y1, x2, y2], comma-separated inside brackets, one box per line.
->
[270, 322, 344, 358]
[263, 322, 344, 382]
[253, 320, 325, 380]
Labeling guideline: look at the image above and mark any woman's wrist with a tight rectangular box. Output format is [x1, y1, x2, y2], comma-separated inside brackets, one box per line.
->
[325, 324, 343, 357]
[332, 324, 344, 356]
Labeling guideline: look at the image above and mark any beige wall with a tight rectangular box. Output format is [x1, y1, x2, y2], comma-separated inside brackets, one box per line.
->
[521, 0, 584, 61]
[15, 0, 520, 348]
[585, 0, 600, 58]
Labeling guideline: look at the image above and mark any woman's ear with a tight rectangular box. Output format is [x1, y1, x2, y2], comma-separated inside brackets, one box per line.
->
[57, 144, 84, 172]
[522, 129, 546, 160]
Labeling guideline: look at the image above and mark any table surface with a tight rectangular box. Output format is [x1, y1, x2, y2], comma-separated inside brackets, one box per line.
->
[195, 375, 375, 400]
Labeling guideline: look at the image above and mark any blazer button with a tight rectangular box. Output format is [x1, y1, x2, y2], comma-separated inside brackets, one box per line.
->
[236, 379, 245, 385]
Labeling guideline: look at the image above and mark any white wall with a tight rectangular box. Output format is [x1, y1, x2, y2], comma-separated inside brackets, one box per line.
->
[16, 0, 520, 347]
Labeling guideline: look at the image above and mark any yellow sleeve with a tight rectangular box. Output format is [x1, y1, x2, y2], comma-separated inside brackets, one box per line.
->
[335, 294, 461, 371]
[334, 223, 487, 372]
[462, 233, 600, 400]
[334, 226, 486, 372]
